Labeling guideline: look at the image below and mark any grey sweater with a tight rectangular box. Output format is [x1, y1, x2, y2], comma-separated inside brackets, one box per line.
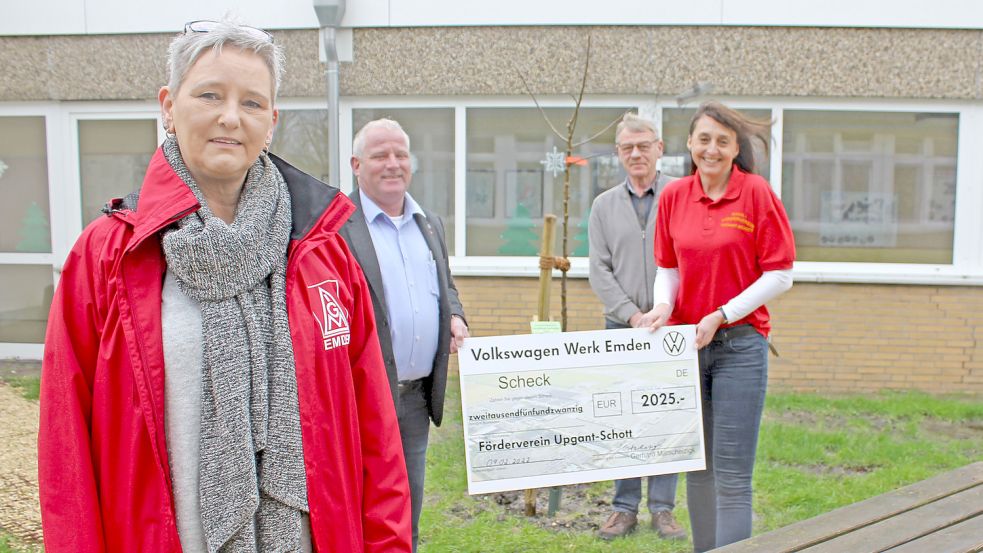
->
[162, 271, 313, 553]
[588, 174, 674, 324]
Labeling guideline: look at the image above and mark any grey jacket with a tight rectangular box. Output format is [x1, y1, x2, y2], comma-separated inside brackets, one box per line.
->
[588, 174, 674, 325]
[338, 190, 465, 427]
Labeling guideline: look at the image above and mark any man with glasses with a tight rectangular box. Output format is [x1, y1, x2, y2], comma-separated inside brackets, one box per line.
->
[588, 112, 687, 541]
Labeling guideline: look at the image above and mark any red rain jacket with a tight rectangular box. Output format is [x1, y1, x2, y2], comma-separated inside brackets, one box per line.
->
[38, 149, 411, 552]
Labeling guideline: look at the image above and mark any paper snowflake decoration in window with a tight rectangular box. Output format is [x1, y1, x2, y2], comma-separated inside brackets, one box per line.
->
[540, 146, 565, 178]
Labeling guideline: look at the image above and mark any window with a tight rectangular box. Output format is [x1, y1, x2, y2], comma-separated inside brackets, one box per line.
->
[661, 107, 773, 181]
[782, 110, 957, 264]
[1, 117, 50, 253]
[79, 119, 157, 226]
[352, 108, 456, 251]
[271, 109, 331, 183]
[2, 97, 977, 349]
[465, 107, 627, 256]
[0, 265, 54, 344]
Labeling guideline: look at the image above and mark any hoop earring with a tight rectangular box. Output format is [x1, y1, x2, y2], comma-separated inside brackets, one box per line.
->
[163, 120, 176, 141]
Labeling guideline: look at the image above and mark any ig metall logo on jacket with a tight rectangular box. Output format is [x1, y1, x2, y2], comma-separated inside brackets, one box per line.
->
[308, 279, 351, 351]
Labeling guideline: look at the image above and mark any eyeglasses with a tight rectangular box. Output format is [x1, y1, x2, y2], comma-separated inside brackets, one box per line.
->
[183, 20, 274, 43]
[616, 140, 658, 155]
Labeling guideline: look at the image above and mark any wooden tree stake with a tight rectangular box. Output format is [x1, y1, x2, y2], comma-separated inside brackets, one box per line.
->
[525, 214, 557, 517]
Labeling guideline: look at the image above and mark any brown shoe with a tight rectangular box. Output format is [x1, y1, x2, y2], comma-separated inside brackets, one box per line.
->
[598, 511, 638, 540]
[652, 510, 687, 540]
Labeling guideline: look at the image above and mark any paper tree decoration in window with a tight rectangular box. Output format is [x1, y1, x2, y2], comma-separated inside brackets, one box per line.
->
[17, 201, 50, 253]
[498, 203, 540, 255]
[571, 206, 590, 257]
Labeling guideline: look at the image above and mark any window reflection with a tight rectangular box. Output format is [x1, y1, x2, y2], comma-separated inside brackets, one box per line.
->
[271, 109, 331, 183]
[782, 111, 957, 264]
[0, 117, 50, 253]
[352, 108, 455, 251]
[465, 107, 627, 256]
[661, 107, 772, 181]
[0, 265, 53, 343]
[79, 119, 156, 226]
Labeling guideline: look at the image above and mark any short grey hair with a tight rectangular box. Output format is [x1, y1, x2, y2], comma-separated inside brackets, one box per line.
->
[166, 19, 284, 100]
[615, 112, 660, 142]
[352, 118, 411, 158]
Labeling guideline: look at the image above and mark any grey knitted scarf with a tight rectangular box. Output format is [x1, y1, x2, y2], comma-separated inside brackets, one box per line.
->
[161, 138, 309, 553]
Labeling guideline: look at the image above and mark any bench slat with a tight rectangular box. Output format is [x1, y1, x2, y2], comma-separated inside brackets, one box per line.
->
[885, 514, 983, 553]
[801, 485, 982, 552]
[715, 462, 983, 553]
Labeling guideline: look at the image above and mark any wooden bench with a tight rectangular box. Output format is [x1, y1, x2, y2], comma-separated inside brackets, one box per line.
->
[716, 461, 983, 553]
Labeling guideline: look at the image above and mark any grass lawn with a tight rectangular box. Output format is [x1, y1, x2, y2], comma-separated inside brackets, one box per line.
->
[0, 535, 40, 553]
[0, 361, 40, 402]
[0, 377, 39, 402]
[419, 373, 982, 553]
[0, 367, 42, 553]
[2, 368, 978, 553]
[0, 535, 19, 553]
[0, 536, 23, 553]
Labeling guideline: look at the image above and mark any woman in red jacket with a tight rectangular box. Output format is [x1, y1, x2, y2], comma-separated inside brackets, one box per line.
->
[38, 19, 411, 552]
[645, 101, 795, 552]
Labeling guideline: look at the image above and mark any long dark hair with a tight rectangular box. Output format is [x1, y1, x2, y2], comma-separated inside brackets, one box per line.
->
[688, 101, 772, 175]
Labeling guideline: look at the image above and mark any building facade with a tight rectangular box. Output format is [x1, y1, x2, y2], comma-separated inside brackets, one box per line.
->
[2, 1, 982, 393]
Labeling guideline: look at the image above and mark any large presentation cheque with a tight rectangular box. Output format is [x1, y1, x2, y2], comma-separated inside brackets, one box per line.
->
[458, 326, 705, 495]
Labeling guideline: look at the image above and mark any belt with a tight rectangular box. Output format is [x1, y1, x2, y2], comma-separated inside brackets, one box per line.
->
[711, 324, 760, 342]
[397, 378, 424, 391]
[711, 324, 779, 356]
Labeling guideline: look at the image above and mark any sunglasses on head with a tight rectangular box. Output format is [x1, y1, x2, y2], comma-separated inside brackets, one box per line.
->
[183, 20, 274, 43]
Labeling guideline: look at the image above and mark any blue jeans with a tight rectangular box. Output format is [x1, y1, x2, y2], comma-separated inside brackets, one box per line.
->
[613, 474, 678, 514]
[606, 318, 680, 515]
[687, 326, 769, 552]
[397, 379, 431, 553]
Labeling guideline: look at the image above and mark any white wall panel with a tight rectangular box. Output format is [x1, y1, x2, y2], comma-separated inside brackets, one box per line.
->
[0, 0, 322, 35]
[385, 0, 722, 27]
[85, 0, 321, 34]
[343, 0, 391, 27]
[4, 0, 983, 35]
[2, 0, 87, 35]
[722, 0, 983, 29]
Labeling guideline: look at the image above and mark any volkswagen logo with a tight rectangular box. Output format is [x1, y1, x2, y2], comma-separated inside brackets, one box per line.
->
[663, 331, 685, 356]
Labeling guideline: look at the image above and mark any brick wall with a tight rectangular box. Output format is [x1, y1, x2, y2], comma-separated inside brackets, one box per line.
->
[453, 276, 983, 395]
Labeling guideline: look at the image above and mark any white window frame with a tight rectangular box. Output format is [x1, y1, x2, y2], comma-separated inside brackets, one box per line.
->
[67, 103, 164, 243]
[766, 97, 982, 285]
[0, 99, 344, 357]
[0, 102, 70, 358]
[343, 95, 646, 278]
[343, 95, 983, 285]
[2, 95, 981, 356]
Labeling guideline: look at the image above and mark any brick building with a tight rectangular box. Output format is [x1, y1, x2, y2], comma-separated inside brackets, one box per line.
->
[2, 0, 982, 393]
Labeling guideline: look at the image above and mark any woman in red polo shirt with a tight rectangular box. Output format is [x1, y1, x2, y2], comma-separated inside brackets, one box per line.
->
[644, 101, 795, 552]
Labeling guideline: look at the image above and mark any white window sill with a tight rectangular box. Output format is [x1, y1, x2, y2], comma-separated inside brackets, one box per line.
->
[448, 257, 983, 286]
